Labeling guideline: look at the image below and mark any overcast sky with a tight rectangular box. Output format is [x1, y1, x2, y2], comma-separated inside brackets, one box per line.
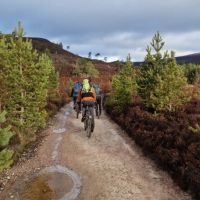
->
[0, 0, 200, 61]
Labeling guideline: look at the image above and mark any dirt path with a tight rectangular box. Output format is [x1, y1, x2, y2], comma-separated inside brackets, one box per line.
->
[0, 103, 192, 200]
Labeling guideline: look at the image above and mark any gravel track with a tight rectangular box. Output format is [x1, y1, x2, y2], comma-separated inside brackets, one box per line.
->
[0, 103, 192, 200]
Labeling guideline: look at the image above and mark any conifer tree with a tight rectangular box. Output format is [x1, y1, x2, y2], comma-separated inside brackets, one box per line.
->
[73, 58, 99, 78]
[83, 61, 99, 78]
[0, 36, 9, 113]
[111, 54, 137, 111]
[182, 63, 200, 84]
[0, 111, 14, 171]
[138, 32, 188, 112]
[1, 22, 57, 143]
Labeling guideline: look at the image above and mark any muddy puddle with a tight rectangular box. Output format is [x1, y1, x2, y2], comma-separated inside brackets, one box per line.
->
[16, 172, 73, 200]
[6, 165, 81, 200]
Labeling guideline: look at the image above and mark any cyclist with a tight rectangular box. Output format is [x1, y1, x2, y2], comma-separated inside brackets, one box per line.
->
[93, 83, 102, 116]
[71, 80, 81, 109]
[77, 78, 96, 130]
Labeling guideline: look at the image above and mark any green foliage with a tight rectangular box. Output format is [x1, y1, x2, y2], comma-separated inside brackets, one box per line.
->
[0, 111, 14, 171]
[72, 58, 86, 77]
[46, 57, 59, 100]
[83, 61, 99, 78]
[137, 32, 188, 112]
[73, 58, 99, 78]
[107, 54, 137, 111]
[182, 63, 200, 84]
[0, 149, 14, 171]
[0, 22, 57, 143]
[67, 79, 73, 96]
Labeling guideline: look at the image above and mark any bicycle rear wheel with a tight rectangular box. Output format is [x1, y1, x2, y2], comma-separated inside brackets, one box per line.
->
[95, 104, 100, 119]
[86, 117, 92, 138]
[75, 103, 79, 119]
[84, 118, 87, 130]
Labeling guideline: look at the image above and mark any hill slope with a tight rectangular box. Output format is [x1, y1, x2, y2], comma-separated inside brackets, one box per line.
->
[133, 53, 200, 66]
[29, 37, 118, 76]
[175, 53, 200, 64]
[28, 37, 120, 94]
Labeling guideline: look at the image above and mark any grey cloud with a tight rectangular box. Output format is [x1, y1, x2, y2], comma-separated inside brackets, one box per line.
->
[0, 0, 199, 61]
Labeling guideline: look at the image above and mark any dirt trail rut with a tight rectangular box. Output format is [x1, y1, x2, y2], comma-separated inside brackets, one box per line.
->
[0, 103, 192, 200]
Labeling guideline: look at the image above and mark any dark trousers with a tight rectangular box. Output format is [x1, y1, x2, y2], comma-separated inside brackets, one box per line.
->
[82, 101, 95, 117]
[73, 96, 77, 108]
[96, 96, 102, 114]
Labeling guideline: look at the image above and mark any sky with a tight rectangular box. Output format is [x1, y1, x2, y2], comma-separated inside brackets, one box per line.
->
[0, 0, 200, 62]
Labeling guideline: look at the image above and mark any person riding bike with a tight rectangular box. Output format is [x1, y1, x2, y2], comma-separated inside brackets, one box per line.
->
[93, 83, 102, 116]
[77, 78, 96, 126]
[71, 81, 81, 109]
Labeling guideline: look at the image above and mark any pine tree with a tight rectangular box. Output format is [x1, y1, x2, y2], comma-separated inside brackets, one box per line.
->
[182, 63, 200, 84]
[83, 61, 99, 78]
[1, 22, 57, 143]
[72, 58, 99, 78]
[138, 32, 188, 112]
[0, 36, 9, 113]
[0, 111, 14, 171]
[111, 54, 137, 111]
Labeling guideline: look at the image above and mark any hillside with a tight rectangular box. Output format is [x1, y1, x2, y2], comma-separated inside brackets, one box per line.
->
[29, 37, 118, 77]
[133, 53, 200, 66]
[29, 37, 200, 72]
[28, 37, 119, 94]
[29, 37, 200, 94]
[176, 53, 200, 64]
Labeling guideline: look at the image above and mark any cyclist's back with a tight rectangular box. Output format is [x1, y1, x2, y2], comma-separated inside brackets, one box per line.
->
[77, 78, 96, 125]
[77, 79, 96, 103]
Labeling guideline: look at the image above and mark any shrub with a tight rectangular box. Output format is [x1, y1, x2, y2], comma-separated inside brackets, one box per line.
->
[0, 111, 14, 171]
[137, 32, 188, 112]
[107, 54, 137, 111]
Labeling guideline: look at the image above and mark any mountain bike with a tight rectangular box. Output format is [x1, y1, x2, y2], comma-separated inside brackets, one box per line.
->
[83, 105, 94, 138]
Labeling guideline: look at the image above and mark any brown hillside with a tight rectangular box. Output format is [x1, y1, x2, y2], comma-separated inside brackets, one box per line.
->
[28, 37, 119, 94]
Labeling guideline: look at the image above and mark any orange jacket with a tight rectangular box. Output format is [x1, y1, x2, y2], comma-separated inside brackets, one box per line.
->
[77, 86, 96, 102]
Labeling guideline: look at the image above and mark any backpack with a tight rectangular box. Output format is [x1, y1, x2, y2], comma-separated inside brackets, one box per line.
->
[94, 84, 101, 96]
[73, 82, 80, 96]
[82, 79, 91, 93]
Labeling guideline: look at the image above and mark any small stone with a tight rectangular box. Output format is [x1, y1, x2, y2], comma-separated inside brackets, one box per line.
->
[10, 195, 14, 198]
[0, 187, 4, 191]
[7, 176, 11, 180]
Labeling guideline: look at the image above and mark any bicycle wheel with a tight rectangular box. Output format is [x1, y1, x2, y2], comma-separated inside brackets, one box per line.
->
[86, 116, 92, 138]
[84, 118, 87, 130]
[96, 104, 100, 119]
[75, 103, 79, 119]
